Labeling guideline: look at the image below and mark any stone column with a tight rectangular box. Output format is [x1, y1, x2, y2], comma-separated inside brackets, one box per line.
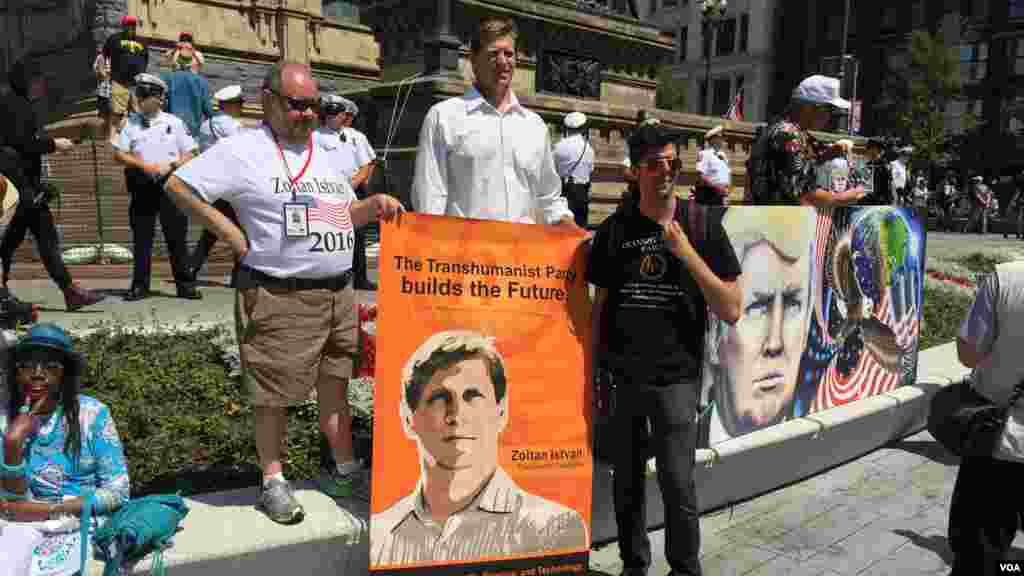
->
[423, 0, 462, 75]
[280, 0, 312, 65]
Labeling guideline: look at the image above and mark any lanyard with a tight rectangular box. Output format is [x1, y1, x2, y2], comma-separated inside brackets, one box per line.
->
[271, 128, 313, 201]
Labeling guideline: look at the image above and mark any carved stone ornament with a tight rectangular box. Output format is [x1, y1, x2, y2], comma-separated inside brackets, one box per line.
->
[539, 51, 602, 99]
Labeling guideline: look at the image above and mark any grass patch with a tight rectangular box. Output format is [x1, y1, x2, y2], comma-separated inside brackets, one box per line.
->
[920, 285, 973, 350]
[73, 322, 370, 497]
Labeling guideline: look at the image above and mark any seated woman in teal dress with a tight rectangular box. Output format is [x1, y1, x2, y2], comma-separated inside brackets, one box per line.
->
[0, 323, 129, 575]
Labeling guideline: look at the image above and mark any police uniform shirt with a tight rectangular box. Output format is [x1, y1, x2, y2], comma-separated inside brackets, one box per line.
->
[315, 127, 360, 180]
[198, 113, 243, 153]
[344, 127, 377, 169]
[174, 125, 357, 278]
[696, 147, 731, 188]
[553, 133, 595, 184]
[114, 111, 196, 167]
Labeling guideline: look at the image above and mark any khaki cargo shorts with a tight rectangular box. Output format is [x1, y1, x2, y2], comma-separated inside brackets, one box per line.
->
[235, 284, 359, 407]
[110, 81, 133, 116]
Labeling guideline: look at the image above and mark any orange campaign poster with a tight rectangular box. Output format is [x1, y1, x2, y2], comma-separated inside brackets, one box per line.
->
[369, 213, 593, 576]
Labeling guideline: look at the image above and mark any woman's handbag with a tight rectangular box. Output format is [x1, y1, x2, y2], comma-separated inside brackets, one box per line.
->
[928, 379, 1024, 458]
[83, 493, 189, 576]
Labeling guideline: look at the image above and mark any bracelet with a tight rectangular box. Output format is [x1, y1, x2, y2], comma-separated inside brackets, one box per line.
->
[18, 405, 30, 414]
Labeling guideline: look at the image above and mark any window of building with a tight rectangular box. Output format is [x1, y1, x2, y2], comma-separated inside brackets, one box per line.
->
[713, 77, 732, 115]
[1012, 0, 1024, 19]
[322, 0, 359, 21]
[960, 42, 989, 84]
[663, 0, 679, 8]
[880, 4, 900, 30]
[966, 0, 988, 20]
[679, 26, 688, 62]
[948, 98, 983, 134]
[826, 12, 844, 45]
[700, 79, 708, 114]
[848, 0, 857, 35]
[1010, 37, 1024, 76]
[911, 0, 926, 28]
[716, 18, 736, 56]
[739, 13, 749, 53]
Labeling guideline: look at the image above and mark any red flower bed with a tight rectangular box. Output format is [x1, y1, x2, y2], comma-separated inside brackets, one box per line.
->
[926, 270, 976, 289]
[358, 304, 377, 378]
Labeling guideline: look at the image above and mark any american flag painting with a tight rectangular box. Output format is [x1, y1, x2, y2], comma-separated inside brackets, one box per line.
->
[306, 196, 353, 230]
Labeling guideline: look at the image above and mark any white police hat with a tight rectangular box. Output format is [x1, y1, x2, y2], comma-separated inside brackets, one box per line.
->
[214, 85, 243, 102]
[792, 74, 850, 110]
[564, 112, 587, 129]
[341, 97, 359, 116]
[134, 73, 167, 92]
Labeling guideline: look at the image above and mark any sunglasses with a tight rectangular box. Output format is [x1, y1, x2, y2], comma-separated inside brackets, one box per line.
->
[641, 157, 683, 173]
[135, 86, 164, 99]
[16, 359, 63, 372]
[267, 88, 319, 113]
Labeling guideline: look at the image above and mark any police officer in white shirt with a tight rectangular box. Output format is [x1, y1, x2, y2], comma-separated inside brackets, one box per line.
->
[198, 84, 245, 152]
[316, 94, 377, 289]
[189, 84, 246, 285]
[411, 15, 577, 229]
[164, 61, 403, 525]
[112, 73, 201, 301]
[553, 111, 594, 228]
[695, 125, 731, 205]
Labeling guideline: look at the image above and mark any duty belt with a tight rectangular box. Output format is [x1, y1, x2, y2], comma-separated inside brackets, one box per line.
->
[237, 265, 352, 291]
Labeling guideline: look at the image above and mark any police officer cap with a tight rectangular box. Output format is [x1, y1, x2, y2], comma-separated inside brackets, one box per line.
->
[564, 112, 587, 129]
[320, 93, 346, 115]
[134, 73, 167, 92]
[214, 85, 243, 102]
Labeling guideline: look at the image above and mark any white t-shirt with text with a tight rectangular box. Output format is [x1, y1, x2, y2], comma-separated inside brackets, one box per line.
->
[173, 125, 357, 278]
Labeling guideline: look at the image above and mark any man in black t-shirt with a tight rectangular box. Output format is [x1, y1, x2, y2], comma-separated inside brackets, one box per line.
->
[586, 123, 742, 576]
[101, 15, 149, 142]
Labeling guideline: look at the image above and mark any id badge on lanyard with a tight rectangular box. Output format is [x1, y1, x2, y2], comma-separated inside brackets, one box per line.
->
[274, 131, 314, 239]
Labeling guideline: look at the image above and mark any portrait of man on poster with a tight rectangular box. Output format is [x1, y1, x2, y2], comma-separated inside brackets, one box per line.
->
[370, 330, 588, 566]
[702, 207, 816, 445]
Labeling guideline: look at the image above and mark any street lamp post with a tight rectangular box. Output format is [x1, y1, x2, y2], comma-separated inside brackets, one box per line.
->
[699, 0, 727, 116]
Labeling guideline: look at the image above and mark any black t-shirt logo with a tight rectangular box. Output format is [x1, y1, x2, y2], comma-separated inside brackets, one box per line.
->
[638, 253, 667, 281]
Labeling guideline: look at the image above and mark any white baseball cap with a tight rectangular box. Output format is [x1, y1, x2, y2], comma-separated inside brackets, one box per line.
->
[564, 112, 587, 129]
[792, 75, 850, 110]
[214, 85, 243, 102]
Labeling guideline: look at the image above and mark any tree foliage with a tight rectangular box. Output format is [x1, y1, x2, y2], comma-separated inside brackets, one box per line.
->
[655, 66, 687, 112]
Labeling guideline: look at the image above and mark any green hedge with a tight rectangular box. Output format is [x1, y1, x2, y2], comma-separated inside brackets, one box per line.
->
[75, 323, 324, 496]
[65, 283, 967, 497]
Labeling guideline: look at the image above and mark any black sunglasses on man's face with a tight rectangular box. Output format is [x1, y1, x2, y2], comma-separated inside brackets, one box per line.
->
[266, 88, 319, 113]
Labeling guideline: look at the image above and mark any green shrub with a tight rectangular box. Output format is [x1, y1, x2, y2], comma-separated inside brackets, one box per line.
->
[920, 285, 973, 351]
[74, 322, 323, 497]
[956, 252, 1006, 274]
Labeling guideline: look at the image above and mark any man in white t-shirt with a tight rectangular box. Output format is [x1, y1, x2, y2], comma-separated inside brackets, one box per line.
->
[112, 73, 200, 301]
[165, 61, 403, 525]
[890, 154, 908, 203]
[695, 125, 731, 205]
[411, 15, 577, 229]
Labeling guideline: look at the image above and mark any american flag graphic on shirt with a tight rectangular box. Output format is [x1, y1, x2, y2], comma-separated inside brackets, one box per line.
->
[306, 196, 353, 230]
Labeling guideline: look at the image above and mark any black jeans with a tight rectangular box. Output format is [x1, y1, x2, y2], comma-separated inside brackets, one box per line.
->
[0, 200, 71, 289]
[127, 172, 192, 290]
[948, 455, 1024, 575]
[562, 181, 591, 228]
[191, 199, 240, 283]
[610, 369, 702, 576]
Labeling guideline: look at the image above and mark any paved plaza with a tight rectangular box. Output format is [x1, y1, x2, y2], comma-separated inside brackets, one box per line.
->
[7, 231, 1022, 575]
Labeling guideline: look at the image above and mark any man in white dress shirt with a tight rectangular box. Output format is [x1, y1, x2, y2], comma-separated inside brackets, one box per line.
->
[695, 125, 731, 205]
[411, 16, 577, 229]
[553, 111, 595, 228]
[340, 97, 377, 290]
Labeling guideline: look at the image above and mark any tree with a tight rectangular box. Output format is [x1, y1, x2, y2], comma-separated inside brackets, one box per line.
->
[656, 66, 687, 112]
[873, 30, 967, 177]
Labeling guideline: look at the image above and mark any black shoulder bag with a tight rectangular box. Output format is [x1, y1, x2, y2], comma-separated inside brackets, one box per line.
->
[929, 379, 1024, 458]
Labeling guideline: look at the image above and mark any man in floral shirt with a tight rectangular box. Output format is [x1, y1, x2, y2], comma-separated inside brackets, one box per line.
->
[757, 75, 866, 208]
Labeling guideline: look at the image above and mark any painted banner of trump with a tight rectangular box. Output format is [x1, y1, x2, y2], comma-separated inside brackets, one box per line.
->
[699, 206, 924, 447]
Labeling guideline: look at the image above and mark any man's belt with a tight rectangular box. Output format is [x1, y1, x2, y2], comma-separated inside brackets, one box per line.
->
[237, 265, 352, 291]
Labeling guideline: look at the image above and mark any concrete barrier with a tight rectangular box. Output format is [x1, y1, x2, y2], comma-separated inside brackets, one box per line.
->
[84, 342, 968, 574]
